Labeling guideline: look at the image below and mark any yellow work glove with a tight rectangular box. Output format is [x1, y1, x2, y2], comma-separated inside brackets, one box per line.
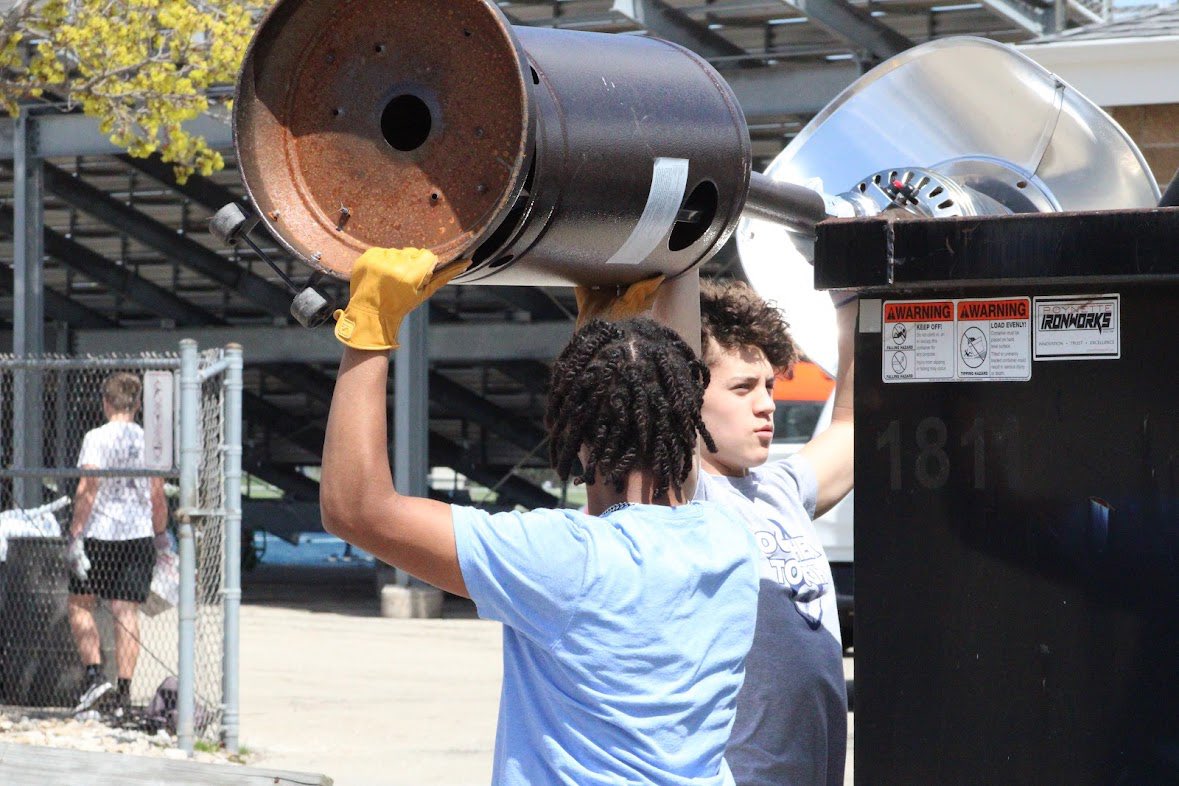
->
[333, 247, 468, 351]
[574, 275, 665, 329]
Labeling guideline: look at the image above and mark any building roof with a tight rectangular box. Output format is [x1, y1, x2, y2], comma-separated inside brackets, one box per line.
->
[1020, 4, 1179, 105]
[1033, 4, 1179, 42]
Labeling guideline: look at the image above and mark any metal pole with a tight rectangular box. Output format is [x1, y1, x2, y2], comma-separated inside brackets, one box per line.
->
[743, 171, 830, 236]
[13, 111, 44, 507]
[393, 306, 429, 588]
[1053, 0, 1066, 33]
[221, 344, 243, 752]
[53, 326, 69, 469]
[177, 339, 200, 755]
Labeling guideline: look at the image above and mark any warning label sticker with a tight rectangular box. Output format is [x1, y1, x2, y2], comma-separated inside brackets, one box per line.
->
[881, 300, 955, 383]
[882, 297, 1032, 383]
[955, 298, 1032, 381]
[1033, 295, 1120, 361]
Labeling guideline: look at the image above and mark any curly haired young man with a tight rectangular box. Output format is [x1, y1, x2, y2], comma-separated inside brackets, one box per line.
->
[694, 278, 855, 786]
[580, 272, 855, 785]
[321, 249, 761, 785]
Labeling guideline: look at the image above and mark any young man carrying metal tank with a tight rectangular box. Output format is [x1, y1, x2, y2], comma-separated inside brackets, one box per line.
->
[584, 273, 856, 786]
[320, 248, 765, 785]
[696, 279, 855, 786]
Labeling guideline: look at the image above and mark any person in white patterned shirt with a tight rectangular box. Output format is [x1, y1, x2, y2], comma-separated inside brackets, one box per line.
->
[66, 373, 168, 717]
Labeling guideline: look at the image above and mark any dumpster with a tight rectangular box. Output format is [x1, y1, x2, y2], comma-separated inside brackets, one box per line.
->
[0, 537, 83, 706]
[816, 208, 1179, 784]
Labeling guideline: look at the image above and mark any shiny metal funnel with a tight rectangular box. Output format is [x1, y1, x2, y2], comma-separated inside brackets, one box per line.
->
[739, 36, 1160, 375]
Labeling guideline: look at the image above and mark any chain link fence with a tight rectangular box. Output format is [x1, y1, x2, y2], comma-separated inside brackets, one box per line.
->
[0, 343, 242, 752]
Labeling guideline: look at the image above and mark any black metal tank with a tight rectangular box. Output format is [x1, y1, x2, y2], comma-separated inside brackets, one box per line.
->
[234, 0, 750, 286]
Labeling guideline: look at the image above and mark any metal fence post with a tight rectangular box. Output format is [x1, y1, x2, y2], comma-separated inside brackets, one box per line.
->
[393, 305, 429, 588]
[221, 344, 243, 752]
[12, 111, 44, 508]
[177, 339, 199, 755]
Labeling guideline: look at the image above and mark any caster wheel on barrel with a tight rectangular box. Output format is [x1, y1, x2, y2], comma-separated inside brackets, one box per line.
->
[209, 203, 261, 247]
[291, 286, 336, 329]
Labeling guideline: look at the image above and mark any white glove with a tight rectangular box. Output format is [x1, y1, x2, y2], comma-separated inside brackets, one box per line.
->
[66, 537, 91, 582]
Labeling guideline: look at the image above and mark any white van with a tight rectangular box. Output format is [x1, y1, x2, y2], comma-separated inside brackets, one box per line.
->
[766, 367, 854, 649]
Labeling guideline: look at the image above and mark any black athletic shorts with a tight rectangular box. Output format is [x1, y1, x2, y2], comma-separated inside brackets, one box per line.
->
[68, 537, 155, 603]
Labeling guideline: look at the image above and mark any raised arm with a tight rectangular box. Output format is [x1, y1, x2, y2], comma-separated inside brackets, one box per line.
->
[322, 348, 466, 595]
[798, 298, 855, 517]
[319, 249, 470, 597]
[650, 268, 701, 355]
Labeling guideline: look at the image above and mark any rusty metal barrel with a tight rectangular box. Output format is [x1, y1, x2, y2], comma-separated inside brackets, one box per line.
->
[234, 0, 751, 286]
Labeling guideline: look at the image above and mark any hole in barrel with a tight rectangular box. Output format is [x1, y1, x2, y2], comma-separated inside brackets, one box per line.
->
[381, 94, 432, 152]
[669, 180, 719, 252]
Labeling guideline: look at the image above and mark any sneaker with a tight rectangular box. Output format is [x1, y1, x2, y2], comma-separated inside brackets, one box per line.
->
[74, 677, 113, 714]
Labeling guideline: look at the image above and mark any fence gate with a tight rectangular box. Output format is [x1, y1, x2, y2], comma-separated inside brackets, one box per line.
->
[0, 340, 242, 755]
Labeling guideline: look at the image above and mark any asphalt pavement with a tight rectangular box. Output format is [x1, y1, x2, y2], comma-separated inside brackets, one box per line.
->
[241, 565, 854, 786]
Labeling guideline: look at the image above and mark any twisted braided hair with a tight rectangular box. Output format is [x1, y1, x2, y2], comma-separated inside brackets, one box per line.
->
[546, 317, 716, 501]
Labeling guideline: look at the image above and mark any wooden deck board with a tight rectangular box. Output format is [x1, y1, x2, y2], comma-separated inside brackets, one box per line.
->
[0, 742, 333, 786]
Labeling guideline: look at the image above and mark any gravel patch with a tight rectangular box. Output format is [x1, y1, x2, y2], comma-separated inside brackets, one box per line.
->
[0, 709, 250, 765]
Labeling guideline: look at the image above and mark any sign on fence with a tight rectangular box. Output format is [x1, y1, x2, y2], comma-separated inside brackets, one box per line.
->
[143, 370, 175, 472]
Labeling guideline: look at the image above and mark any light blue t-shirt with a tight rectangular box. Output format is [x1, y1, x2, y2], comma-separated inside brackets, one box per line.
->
[452, 501, 759, 785]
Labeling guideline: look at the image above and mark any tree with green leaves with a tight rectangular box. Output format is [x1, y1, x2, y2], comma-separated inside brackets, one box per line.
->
[0, 0, 267, 182]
